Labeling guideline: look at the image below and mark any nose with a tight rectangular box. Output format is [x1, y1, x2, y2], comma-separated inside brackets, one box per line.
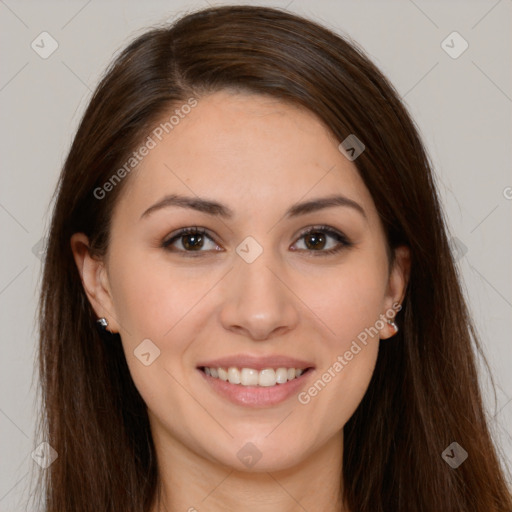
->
[218, 248, 300, 341]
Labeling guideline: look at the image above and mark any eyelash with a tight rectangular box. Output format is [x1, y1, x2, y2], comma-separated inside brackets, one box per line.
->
[161, 225, 353, 257]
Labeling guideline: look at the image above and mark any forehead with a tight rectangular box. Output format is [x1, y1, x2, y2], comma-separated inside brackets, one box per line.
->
[115, 90, 377, 223]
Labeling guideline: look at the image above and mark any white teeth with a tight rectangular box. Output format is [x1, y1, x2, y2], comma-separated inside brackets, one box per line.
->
[275, 368, 288, 384]
[203, 366, 308, 386]
[258, 368, 276, 387]
[241, 368, 259, 386]
[227, 367, 240, 384]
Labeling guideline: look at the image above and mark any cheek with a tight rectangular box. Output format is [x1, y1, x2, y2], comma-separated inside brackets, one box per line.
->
[108, 250, 214, 343]
[313, 258, 387, 347]
[297, 257, 385, 425]
[107, 253, 224, 400]
[108, 254, 204, 419]
[298, 291, 381, 443]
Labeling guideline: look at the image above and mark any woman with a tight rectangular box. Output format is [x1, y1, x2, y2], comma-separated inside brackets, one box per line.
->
[34, 4, 512, 512]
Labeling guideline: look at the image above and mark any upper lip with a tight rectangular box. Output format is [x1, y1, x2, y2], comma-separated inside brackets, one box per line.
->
[197, 354, 315, 371]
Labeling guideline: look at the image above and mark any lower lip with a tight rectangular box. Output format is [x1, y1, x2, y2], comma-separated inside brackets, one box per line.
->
[198, 368, 314, 408]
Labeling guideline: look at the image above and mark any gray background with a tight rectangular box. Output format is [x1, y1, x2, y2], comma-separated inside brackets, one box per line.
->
[1, 0, 511, 509]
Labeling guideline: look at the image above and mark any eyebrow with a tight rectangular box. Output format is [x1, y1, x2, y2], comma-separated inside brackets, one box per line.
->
[140, 193, 366, 220]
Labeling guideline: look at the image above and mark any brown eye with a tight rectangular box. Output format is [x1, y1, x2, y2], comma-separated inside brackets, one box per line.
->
[163, 227, 221, 254]
[303, 231, 327, 250]
[181, 232, 205, 251]
[292, 226, 353, 256]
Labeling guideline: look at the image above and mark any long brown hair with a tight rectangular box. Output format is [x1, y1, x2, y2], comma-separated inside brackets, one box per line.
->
[33, 5, 512, 511]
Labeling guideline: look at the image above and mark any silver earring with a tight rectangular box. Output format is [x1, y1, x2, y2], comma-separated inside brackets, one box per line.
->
[387, 320, 398, 332]
[97, 317, 108, 330]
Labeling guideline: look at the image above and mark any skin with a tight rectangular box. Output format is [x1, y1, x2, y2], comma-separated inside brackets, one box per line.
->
[71, 90, 410, 512]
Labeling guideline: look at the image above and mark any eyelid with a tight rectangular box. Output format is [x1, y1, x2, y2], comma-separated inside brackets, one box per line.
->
[294, 224, 350, 242]
[291, 224, 353, 253]
[162, 226, 219, 248]
[162, 224, 352, 255]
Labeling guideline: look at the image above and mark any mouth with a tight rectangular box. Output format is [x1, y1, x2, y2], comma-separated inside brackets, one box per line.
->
[196, 358, 315, 407]
[198, 365, 314, 387]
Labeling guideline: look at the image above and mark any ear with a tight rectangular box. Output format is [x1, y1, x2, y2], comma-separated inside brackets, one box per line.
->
[379, 245, 410, 340]
[70, 233, 120, 333]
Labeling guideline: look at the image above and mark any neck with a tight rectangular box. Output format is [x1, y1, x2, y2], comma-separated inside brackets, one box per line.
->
[149, 428, 347, 512]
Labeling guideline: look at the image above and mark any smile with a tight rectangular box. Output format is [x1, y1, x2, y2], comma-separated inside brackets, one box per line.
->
[200, 366, 310, 387]
[197, 366, 315, 408]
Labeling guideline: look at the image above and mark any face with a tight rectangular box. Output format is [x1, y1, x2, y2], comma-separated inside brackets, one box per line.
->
[73, 90, 409, 472]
